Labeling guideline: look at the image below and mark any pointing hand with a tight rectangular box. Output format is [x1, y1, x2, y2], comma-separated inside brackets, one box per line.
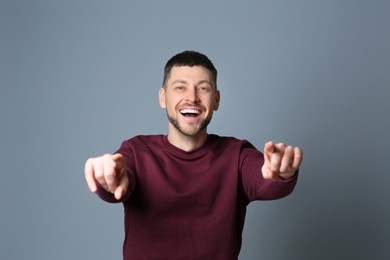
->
[262, 141, 303, 180]
[84, 153, 129, 200]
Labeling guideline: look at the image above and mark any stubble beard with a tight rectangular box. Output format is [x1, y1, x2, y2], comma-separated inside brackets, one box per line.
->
[167, 113, 211, 137]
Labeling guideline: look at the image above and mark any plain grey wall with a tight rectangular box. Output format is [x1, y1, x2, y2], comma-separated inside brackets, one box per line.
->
[1, 0, 389, 259]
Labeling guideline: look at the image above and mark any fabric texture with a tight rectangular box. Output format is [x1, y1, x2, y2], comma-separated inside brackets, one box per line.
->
[95, 134, 298, 260]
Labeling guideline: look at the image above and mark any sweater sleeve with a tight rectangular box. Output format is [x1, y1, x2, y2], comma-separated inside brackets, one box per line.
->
[239, 140, 298, 202]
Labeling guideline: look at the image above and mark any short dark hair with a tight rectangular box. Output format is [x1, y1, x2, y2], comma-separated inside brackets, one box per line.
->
[162, 50, 218, 89]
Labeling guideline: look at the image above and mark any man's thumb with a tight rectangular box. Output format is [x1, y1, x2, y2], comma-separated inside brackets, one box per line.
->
[114, 174, 128, 200]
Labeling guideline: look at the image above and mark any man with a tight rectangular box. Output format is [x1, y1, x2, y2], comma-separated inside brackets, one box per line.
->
[85, 50, 303, 259]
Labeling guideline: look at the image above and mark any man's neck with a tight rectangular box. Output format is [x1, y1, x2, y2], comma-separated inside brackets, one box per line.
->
[167, 128, 208, 152]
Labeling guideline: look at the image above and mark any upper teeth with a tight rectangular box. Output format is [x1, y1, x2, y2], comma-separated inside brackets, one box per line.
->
[180, 109, 199, 114]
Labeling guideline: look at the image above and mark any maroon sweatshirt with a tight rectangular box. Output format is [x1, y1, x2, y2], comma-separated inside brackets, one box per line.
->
[96, 134, 298, 260]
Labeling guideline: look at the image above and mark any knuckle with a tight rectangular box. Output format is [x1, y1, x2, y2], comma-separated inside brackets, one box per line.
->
[271, 160, 279, 167]
[102, 153, 112, 161]
[84, 159, 91, 172]
[85, 158, 95, 168]
[105, 170, 116, 179]
[94, 167, 103, 178]
[282, 156, 290, 164]
[85, 158, 92, 165]
[271, 162, 279, 172]
[262, 166, 271, 179]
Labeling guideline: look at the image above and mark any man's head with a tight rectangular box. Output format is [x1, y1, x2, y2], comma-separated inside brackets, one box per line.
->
[162, 50, 218, 91]
[159, 51, 220, 139]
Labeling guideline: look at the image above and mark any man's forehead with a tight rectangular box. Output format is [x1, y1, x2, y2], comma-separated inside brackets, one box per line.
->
[168, 66, 213, 84]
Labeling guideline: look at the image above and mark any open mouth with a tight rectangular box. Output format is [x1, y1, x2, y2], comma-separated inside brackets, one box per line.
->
[179, 108, 201, 117]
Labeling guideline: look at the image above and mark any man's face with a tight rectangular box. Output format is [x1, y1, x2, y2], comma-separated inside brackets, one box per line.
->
[159, 65, 220, 137]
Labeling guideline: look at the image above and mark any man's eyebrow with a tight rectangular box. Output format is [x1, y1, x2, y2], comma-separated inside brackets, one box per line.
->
[196, 80, 212, 86]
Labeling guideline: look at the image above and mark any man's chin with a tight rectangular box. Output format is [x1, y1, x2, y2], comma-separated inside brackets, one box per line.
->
[168, 115, 211, 137]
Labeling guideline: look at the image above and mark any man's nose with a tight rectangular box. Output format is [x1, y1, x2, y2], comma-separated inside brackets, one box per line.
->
[186, 88, 200, 103]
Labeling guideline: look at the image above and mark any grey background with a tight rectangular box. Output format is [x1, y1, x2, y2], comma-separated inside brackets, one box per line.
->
[1, 0, 389, 259]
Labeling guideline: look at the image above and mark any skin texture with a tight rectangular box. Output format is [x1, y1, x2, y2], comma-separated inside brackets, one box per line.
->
[159, 65, 220, 152]
[84, 65, 303, 200]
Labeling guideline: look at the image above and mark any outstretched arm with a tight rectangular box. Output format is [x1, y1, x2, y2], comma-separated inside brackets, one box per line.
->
[261, 141, 303, 180]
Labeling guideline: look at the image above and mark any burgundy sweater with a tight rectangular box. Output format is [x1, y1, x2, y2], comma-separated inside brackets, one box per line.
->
[96, 134, 298, 260]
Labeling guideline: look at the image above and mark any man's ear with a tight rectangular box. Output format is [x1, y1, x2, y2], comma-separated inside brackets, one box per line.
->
[214, 90, 220, 111]
[159, 87, 166, 109]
